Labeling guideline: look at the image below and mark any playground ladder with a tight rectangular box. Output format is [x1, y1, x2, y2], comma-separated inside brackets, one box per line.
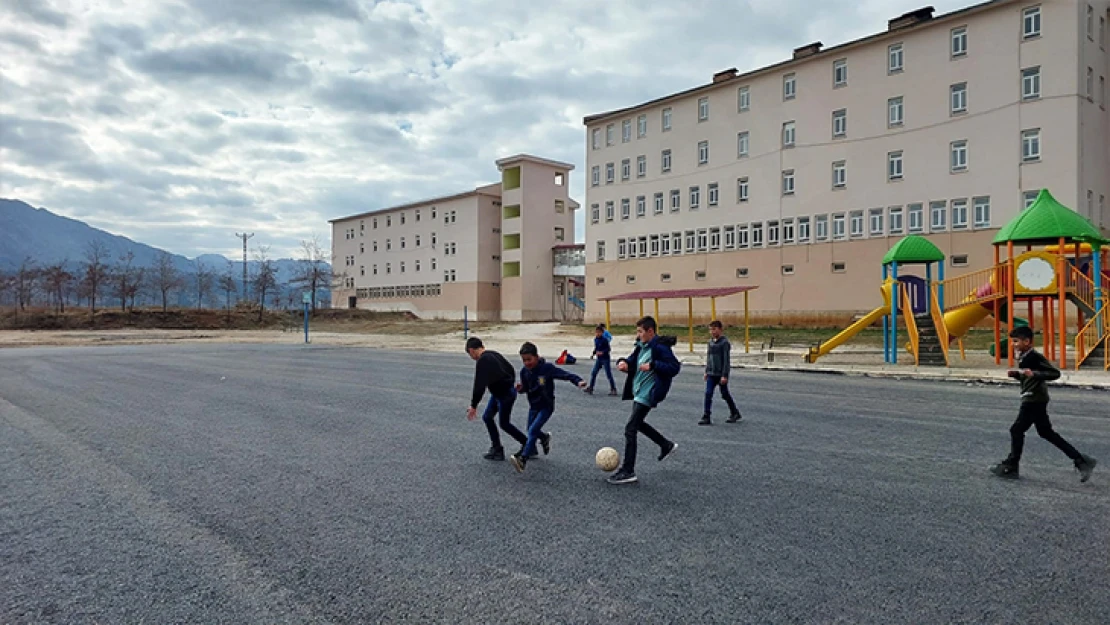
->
[1074, 306, 1109, 370]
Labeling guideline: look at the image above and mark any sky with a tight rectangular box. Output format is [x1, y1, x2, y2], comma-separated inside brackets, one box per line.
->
[0, 0, 971, 260]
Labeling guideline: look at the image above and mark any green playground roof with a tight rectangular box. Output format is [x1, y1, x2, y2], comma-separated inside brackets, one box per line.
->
[993, 189, 1107, 246]
[882, 235, 945, 265]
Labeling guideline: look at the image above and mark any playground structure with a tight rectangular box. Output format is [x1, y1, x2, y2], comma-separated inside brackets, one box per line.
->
[599, 286, 759, 353]
[808, 190, 1109, 370]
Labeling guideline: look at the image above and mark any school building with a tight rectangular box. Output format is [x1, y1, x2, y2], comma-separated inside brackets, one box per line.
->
[330, 154, 584, 321]
[583, 0, 1110, 325]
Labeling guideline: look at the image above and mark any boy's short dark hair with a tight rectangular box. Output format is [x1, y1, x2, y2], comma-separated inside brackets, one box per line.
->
[465, 337, 484, 351]
[636, 316, 657, 332]
[519, 341, 538, 356]
[1009, 326, 1034, 341]
[595, 324, 606, 332]
[709, 320, 723, 329]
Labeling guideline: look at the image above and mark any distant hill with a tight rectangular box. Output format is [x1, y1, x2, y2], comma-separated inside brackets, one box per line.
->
[0, 199, 330, 305]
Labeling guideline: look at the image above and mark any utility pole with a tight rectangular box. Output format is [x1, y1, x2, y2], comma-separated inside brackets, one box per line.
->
[234, 232, 254, 302]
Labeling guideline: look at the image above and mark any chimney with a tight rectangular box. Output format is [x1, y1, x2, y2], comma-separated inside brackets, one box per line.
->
[792, 42, 823, 59]
[888, 6, 935, 30]
[713, 68, 738, 83]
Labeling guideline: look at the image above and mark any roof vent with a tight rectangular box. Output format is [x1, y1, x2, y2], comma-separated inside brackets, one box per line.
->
[792, 42, 823, 59]
[713, 67, 739, 83]
[889, 6, 935, 30]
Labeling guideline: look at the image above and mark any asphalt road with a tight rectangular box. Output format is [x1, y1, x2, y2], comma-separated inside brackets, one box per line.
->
[1, 343, 1108, 624]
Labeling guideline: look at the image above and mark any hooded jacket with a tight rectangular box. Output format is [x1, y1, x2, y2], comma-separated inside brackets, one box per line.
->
[519, 359, 583, 409]
[617, 335, 681, 408]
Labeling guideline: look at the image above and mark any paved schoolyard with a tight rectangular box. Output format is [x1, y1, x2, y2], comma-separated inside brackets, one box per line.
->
[1, 344, 1107, 624]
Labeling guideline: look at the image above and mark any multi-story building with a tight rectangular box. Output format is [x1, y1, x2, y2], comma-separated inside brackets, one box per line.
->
[583, 0, 1110, 324]
[330, 154, 579, 321]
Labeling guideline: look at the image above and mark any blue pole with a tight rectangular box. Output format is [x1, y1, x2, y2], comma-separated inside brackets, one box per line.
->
[882, 264, 890, 363]
[925, 263, 933, 313]
[1094, 246, 1104, 339]
[464, 306, 469, 339]
[891, 261, 899, 365]
[303, 301, 309, 344]
[939, 262, 946, 311]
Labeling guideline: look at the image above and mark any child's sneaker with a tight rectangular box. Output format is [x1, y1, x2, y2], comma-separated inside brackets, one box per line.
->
[484, 446, 505, 461]
[658, 441, 678, 462]
[726, 412, 742, 423]
[698, 415, 712, 426]
[1076, 455, 1098, 483]
[608, 388, 619, 396]
[990, 460, 1019, 479]
[541, 432, 552, 455]
[606, 470, 638, 484]
[584, 387, 594, 395]
[509, 453, 527, 473]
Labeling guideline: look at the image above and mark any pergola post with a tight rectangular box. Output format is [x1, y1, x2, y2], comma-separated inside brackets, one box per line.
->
[687, 297, 694, 353]
[605, 300, 611, 329]
[639, 299, 644, 319]
[654, 298, 659, 323]
[711, 297, 717, 321]
[744, 290, 750, 353]
[1057, 237, 1067, 369]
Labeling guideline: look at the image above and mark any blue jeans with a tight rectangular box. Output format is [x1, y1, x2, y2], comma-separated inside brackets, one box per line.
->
[482, 389, 527, 450]
[704, 375, 739, 417]
[590, 357, 616, 390]
[523, 406, 553, 457]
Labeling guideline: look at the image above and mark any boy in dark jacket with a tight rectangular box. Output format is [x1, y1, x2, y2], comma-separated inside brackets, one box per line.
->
[587, 324, 618, 396]
[509, 342, 587, 473]
[701, 320, 742, 426]
[466, 337, 528, 461]
[990, 327, 1097, 481]
[609, 316, 681, 485]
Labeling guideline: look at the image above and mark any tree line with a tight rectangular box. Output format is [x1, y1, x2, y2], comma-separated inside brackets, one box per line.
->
[0, 236, 334, 320]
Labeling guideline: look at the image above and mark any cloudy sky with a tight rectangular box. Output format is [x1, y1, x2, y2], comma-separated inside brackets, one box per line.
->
[1, 0, 970, 260]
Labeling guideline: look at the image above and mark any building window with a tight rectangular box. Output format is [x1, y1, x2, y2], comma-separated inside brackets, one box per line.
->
[671, 232, 682, 255]
[782, 170, 795, 196]
[869, 208, 884, 236]
[621, 158, 631, 181]
[1087, 67, 1095, 99]
[400, 213, 405, 225]
[930, 200, 948, 231]
[662, 233, 672, 255]
[850, 211, 864, 238]
[767, 221, 780, 246]
[797, 217, 810, 243]
[698, 140, 710, 165]
[737, 131, 750, 157]
[415, 235, 421, 247]
[670, 189, 681, 211]
[386, 239, 391, 251]
[654, 192, 664, 214]
[606, 123, 614, 146]
[635, 196, 646, 218]
[622, 119, 632, 143]
[638, 236, 648, 257]
[596, 241, 605, 262]
[605, 201, 615, 221]
[386, 263, 391, 274]
[737, 267, 750, 278]
[708, 182, 719, 206]
[889, 207, 904, 234]
[832, 214, 846, 240]
[400, 261, 406, 273]
[359, 242, 364, 254]
[1087, 190, 1095, 219]
[832, 160, 846, 189]
[1023, 190, 1039, 209]
[695, 270, 707, 281]
[662, 107, 672, 131]
[951, 140, 969, 172]
[951, 82, 968, 114]
[1100, 14, 1106, 49]
[359, 265, 365, 276]
[907, 203, 923, 232]
[832, 109, 847, 138]
[951, 26, 968, 56]
[689, 186, 701, 210]
[974, 196, 991, 228]
[888, 151, 904, 181]
[661, 149, 672, 172]
[605, 163, 614, 184]
[386, 216, 392, 227]
[782, 121, 795, 147]
[590, 204, 600, 224]
[620, 198, 631, 220]
[617, 238, 627, 259]
[685, 230, 697, 253]
[738, 85, 750, 111]
[815, 215, 829, 241]
[738, 225, 750, 249]
[1101, 76, 1105, 108]
[953, 199, 970, 229]
[783, 73, 796, 100]
[831, 262, 847, 273]
[626, 275, 636, 285]
[650, 235, 661, 257]
[724, 225, 736, 249]
[372, 264, 377, 275]
[751, 223, 764, 247]
[596, 277, 605, 286]
[637, 114, 648, 138]
[782, 219, 795, 244]
[737, 177, 749, 202]
[698, 97, 709, 121]
[888, 96, 904, 127]
[431, 258, 436, 270]
[1022, 129, 1041, 162]
[400, 237, 406, 249]
[781, 265, 795, 276]
[1022, 66, 1041, 100]
[709, 227, 722, 250]
[592, 128, 601, 150]
[1023, 6, 1040, 39]
[833, 59, 847, 87]
[636, 155, 646, 177]
[888, 43, 904, 73]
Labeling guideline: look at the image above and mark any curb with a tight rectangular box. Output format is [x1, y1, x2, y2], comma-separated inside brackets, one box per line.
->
[722, 362, 1110, 391]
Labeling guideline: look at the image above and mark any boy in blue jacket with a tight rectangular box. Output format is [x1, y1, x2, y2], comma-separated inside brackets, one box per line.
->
[587, 324, 618, 396]
[610, 316, 681, 485]
[510, 342, 588, 473]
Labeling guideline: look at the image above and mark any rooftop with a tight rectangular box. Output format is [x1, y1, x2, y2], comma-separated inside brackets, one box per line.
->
[328, 182, 501, 223]
[992, 189, 1108, 246]
[599, 286, 759, 302]
[494, 154, 576, 171]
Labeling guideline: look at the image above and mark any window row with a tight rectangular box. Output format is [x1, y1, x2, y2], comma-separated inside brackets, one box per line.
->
[363, 257, 440, 276]
[357, 284, 444, 299]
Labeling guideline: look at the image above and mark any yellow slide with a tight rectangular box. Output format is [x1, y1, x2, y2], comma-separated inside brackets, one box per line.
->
[943, 301, 991, 339]
[807, 281, 893, 363]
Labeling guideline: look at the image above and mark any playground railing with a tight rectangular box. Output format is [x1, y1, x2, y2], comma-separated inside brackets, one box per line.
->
[935, 264, 1007, 312]
[930, 282, 951, 365]
[1065, 266, 1096, 313]
[901, 285, 919, 365]
[1074, 306, 1107, 370]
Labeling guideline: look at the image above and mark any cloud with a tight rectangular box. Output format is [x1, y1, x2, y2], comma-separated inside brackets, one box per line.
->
[130, 40, 313, 88]
[3, 0, 68, 28]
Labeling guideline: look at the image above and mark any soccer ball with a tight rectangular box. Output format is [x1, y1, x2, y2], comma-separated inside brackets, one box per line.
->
[595, 447, 620, 472]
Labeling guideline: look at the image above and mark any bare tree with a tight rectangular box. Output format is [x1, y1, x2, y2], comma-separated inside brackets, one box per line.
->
[82, 240, 110, 312]
[41, 262, 74, 313]
[112, 251, 144, 312]
[251, 246, 278, 321]
[15, 257, 38, 311]
[152, 251, 184, 312]
[292, 234, 332, 315]
[219, 261, 237, 321]
[194, 260, 214, 310]
[0, 269, 12, 306]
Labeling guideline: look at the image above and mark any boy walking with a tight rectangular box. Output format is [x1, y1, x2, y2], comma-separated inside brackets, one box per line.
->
[587, 324, 618, 396]
[990, 327, 1097, 482]
[700, 320, 742, 426]
[509, 342, 588, 473]
[609, 316, 681, 485]
[465, 337, 528, 461]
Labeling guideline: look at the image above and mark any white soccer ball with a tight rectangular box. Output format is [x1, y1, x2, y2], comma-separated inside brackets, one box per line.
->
[595, 447, 620, 472]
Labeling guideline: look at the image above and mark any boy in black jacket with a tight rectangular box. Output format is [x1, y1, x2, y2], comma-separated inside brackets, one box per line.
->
[609, 316, 681, 485]
[509, 342, 587, 473]
[466, 337, 528, 461]
[990, 327, 1097, 482]
[587, 324, 618, 396]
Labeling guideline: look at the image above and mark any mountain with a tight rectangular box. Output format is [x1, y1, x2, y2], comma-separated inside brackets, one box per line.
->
[0, 199, 330, 304]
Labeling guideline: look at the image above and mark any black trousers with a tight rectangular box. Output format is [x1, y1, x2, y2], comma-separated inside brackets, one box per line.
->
[482, 390, 527, 450]
[622, 402, 670, 473]
[1009, 401, 1081, 463]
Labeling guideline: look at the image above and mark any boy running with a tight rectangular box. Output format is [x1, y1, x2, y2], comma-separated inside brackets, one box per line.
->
[990, 327, 1097, 482]
[587, 324, 618, 396]
[609, 316, 681, 485]
[509, 342, 588, 473]
[465, 337, 528, 461]
[700, 320, 742, 426]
